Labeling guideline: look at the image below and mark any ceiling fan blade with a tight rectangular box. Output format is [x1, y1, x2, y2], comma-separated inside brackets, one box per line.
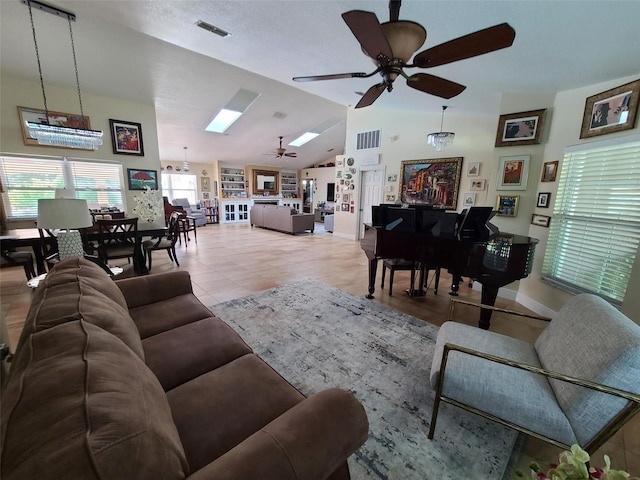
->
[406, 73, 466, 99]
[342, 10, 393, 63]
[413, 23, 516, 68]
[284, 152, 297, 157]
[293, 72, 371, 82]
[355, 83, 386, 109]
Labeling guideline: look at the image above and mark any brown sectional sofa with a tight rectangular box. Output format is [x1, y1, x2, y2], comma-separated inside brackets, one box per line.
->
[251, 204, 315, 234]
[0, 257, 368, 479]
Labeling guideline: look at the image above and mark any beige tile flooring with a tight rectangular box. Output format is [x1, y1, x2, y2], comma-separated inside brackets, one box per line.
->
[1, 222, 638, 476]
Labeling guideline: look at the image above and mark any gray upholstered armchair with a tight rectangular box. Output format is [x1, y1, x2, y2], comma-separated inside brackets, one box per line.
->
[429, 294, 640, 454]
[171, 198, 207, 227]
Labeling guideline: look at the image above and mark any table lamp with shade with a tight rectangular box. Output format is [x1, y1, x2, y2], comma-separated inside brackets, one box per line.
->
[37, 198, 93, 260]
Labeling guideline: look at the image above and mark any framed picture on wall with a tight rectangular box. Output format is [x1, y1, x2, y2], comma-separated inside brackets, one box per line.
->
[580, 78, 640, 139]
[495, 109, 546, 147]
[18, 106, 92, 148]
[496, 155, 530, 190]
[399, 157, 463, 209]
[127, 168, 158, 190]
[541, 160, 559, 182]
[495, 194, 520, 217]
[201, 176, 211, 192]
[532, 214, 551, 227]
[470, 179, 486, 191]
[463, 193, 476, 207]
[109, 119, 144, 156]
[537, 192, 551, 208]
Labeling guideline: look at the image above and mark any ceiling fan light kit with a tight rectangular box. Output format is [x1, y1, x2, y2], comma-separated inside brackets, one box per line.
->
[293, 0, 515, 109]
[427, 106, 455, 151]
[23, 0, 103, 150]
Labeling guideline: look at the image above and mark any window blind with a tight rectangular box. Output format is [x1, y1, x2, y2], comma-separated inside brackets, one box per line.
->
[0, 156, 124, 219]
[541, 137, 640, 304]
[161, 173, 197, 204]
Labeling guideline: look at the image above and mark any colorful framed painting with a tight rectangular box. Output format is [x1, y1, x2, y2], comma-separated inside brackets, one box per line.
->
[496, 155, 530, 191]
[541, 160, 559, 182]
[580, 79, 640, 139]
[495, 109, 546, 147]
[399, 157, 463, 209]
[110, 119, 144, 156]
[18, 106, 92, 148]
[495, 194, 520, 217]
[127, 168, 157, 190]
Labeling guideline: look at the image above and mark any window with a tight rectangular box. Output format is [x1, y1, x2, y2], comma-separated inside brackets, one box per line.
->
[542, 136, 640, 304]
[0, 155, 125, 220]
[161, 173, 197, 204]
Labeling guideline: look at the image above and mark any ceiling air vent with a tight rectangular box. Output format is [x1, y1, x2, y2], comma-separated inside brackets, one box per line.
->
[356, 129, 380, 150]
[196, 20, 231, 37]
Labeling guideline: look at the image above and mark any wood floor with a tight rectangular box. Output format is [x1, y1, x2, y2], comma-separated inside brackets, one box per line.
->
[1, 222, 638, 476]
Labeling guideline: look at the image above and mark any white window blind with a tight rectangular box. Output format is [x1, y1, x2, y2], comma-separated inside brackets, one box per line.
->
[541, 137, 640, 304]
[161, 173, 197, 204]
[0, 156, 125, 219]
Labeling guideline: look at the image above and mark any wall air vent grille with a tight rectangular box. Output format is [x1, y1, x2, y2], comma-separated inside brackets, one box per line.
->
[356, 129, 381, 150]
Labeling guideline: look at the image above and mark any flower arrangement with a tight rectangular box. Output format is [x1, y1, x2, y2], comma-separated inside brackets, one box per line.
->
[516, 444, 638, 480]
[132, 186, 163, 223]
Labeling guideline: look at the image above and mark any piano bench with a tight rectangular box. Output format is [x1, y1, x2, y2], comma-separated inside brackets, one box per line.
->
[381, 259, 416, 296]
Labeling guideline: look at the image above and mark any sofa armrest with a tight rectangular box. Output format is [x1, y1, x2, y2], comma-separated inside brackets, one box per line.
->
[187, 388, 368, 480]
[115, 270, 194, 309]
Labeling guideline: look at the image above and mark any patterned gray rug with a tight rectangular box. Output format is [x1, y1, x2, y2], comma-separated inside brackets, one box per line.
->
[209, 279, 517, 480]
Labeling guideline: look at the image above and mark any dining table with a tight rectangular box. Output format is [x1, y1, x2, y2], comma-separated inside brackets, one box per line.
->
[0, 221, 167, 276]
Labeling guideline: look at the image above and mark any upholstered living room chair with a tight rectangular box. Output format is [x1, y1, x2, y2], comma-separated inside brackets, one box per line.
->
[172, 198, 207, 227]
[429, 294, 640, 454]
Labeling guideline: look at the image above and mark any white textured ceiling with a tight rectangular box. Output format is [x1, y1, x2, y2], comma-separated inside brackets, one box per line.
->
[2, 1, 640, 169]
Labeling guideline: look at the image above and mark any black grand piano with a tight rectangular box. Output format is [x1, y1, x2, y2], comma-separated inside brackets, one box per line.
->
[360, 204, 538, 329]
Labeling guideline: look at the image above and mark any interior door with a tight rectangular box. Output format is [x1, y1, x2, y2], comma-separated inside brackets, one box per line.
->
[359, 168, 384, 239]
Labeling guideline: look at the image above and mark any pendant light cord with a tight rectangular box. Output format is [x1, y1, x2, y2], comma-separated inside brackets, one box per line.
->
[27, 0, 86, 122]
[27, 1, 50, 121]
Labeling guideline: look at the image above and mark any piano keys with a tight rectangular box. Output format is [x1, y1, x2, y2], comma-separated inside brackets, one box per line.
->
[360, 205, 538, 329]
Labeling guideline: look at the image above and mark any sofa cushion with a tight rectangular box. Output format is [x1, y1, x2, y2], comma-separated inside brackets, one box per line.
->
[17, 257, 144, 360]
[128, 293, 215, 339]
[1, 320, 188, 480]
[167, 353, 305, 472]
[142, 317, 253, 391]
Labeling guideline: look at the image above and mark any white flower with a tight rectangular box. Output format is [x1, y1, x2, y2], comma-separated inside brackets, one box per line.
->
[132, 186, 162, 222]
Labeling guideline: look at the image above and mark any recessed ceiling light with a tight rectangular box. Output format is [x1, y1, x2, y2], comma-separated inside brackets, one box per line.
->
[196, 20, 231, 37]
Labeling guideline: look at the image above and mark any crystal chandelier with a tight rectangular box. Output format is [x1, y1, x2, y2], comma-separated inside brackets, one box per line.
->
[427, 106, 455, 151]
[25, 0, 103, 150]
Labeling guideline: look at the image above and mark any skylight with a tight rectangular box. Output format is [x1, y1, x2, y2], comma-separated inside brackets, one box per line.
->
[205, 88, 260, 134]
[288, 132, 319, 147]
[206, 109, 242, 133]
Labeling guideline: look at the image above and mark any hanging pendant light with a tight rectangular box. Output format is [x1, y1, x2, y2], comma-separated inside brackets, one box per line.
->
[183, 147, 190, 172]
[24, 0, 103, 150]
[427, 106, 455, 151]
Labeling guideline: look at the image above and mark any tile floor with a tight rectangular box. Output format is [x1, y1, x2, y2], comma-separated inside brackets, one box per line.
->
[1, 222, 638, 476]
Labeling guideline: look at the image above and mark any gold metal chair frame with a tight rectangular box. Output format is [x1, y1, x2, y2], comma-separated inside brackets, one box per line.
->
[429, 298, 640, 454]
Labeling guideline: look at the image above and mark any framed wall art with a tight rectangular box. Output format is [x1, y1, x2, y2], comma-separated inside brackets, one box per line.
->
[470, 179, 486, 191]
[399, 157, 463, 209]
[532, 214, 551, 227]
[580, 78, 640, 139]
[201, 176, 211, 192]
[541, 160, 559, 182]
[496, 155, 530, 191]
[496, 194, 520, 217]
[495, 109, 546, 147]
[18, 106, 92, 148]
[537, 192, 551, 208]
[127, 168, 157, 190]
[466, 162, 480, 176]
[110, 119, 144, 156]
[463, 193, 476, 207]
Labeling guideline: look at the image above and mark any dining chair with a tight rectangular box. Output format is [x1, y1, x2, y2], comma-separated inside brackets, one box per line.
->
[142, 212, 181, 270]
[95, 217, 138, 265]
[1, 249, 36, 280]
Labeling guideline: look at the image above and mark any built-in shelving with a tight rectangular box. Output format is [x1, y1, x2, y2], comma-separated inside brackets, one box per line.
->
[220, 168, 247, 198]
[281, 171, 299, 198]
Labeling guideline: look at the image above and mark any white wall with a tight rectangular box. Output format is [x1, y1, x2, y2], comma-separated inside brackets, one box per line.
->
[1, 74, 160, 219]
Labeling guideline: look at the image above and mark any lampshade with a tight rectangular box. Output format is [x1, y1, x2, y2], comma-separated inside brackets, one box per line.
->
[427, 106, 455, 151]
[37, 198, 93, 230]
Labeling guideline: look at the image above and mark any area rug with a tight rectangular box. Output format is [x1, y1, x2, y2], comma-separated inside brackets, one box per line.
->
[209, 279, 517, 480]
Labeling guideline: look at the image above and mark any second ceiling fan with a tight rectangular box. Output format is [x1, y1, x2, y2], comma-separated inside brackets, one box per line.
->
[293, 0, 516, 108]
[264, 136, 297, 158]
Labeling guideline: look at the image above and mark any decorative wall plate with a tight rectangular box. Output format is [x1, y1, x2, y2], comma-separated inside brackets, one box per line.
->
[349, 184, 355, 190]
[202, 170, 208, 175]
[344, 180, 351, 186]
[166, 165, 173, 171]
[175, 166, 182, 172]
[347, 157, 355, 166]
[343, 173, 352, 179]
[350, 168, 357, 174]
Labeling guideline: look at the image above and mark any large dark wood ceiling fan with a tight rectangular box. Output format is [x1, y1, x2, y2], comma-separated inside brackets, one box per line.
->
[293, 0, 515, 108]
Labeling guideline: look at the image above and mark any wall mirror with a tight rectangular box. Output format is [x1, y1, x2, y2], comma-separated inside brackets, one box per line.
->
[253, 169, 279, 195]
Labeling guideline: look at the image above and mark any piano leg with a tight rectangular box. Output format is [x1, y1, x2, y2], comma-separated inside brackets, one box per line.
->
[449, 274, 462, 296]
[366, 257, 378, 299]
[479, 286, 499, 330]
